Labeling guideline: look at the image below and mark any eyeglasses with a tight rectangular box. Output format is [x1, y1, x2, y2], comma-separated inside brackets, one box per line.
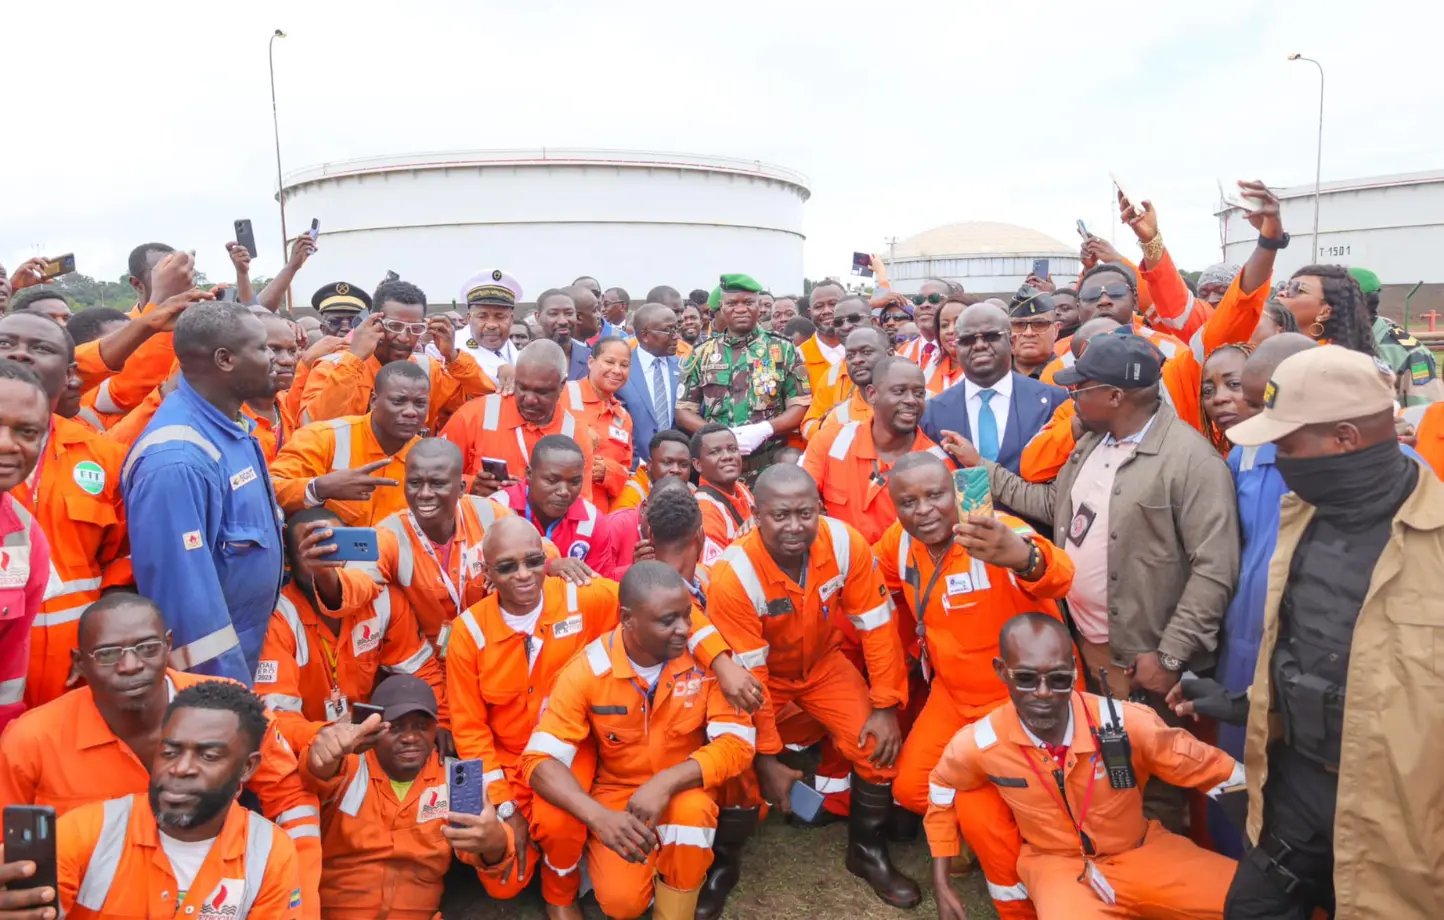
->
[381, 320, 427, 336]
[1068, 384, 1113, 401]
[491, 552, 548, 576]
[1005, 668, 1076, 692]
[88, 639, 167, 667]
[831, 313, 868, 328]
[1011, 318, 1056, 333]
[1078, 282, 1132, 303]
[957, 331, 1005, 348]
[911, 293, 945, 306]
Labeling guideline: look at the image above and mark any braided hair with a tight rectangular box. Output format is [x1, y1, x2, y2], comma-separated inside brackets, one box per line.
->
[1292, 264, 1375, 355]
[1199, 342, 1255, 455]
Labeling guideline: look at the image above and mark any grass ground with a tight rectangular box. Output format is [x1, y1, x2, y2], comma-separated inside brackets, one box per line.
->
[442, 815, 1000, 920]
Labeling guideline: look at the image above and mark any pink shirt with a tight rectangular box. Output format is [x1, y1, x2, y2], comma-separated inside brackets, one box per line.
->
[1064, 432, 1147, 644]
[0, 492, 52, 731]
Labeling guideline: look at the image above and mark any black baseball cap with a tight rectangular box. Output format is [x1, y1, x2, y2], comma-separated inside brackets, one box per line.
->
[1054, 330, 1162, 388]
[369, 675, 438, 721]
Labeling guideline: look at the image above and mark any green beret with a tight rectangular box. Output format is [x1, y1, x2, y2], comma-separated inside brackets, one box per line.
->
[718, 273, 764, 294]
[1348, 267, 1381, 295]
[706, 286, 722, 310]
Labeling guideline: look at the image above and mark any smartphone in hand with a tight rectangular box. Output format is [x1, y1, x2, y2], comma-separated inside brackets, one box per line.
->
[3, 805, 58, 906]
[234, 219, 258, 258]
[41, 254, 76, 280]
[851, 251, 874, 278]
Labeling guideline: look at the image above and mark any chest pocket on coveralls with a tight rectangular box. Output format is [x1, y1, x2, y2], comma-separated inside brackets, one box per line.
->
[480, 644, 530, 704]
[667, 678, 708, 737]
[64, 491, 118, 537]
[216, 523, 272, 612]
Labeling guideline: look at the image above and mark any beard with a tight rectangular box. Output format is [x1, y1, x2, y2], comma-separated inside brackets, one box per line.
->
[150, 769, 243, 831]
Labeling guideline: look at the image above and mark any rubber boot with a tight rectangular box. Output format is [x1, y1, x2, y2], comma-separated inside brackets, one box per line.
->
[544, 902, 583, 920]
[653, 878, 702, 920]
[883, 804, 921, 842]
[846, 776, 922, 908]
[695, 806, 758, 920]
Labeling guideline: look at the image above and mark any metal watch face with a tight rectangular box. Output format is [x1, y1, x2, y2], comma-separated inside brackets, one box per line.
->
[496, 801, 517, 820]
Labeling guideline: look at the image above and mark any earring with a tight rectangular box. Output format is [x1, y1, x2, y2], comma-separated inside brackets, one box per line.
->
[1308, 322, 1325, 339]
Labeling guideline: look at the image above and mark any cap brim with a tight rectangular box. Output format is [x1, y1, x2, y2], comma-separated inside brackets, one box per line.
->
[1225, 413, 1305, 447]
[1053, 366, 1089, 387]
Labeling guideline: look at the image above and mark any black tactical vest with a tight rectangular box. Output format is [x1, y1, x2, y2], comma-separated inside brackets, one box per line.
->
[1272, 515, 1392, 768]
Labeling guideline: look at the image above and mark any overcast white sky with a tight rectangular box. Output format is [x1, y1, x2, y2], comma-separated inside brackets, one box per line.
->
[6, 0, 1441, 289]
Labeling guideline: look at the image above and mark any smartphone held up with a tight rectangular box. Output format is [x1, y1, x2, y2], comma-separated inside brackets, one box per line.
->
[851, 251, 874, 278]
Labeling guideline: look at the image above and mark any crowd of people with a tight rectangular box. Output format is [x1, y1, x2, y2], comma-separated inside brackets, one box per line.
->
[0, 179, 1441, 920]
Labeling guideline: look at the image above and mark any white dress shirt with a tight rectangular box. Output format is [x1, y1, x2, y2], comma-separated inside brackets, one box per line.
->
[636, 347, 675, 422]
[818, 338, 845, 366]
[963, 372, 1013, 447]
[453, 329, 518, 381]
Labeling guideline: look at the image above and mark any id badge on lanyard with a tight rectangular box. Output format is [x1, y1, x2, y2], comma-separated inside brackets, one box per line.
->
[406, 509, 467, 657]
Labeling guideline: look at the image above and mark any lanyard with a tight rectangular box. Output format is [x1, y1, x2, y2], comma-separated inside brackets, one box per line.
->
[315, 630, 341, 687]
[1020, 707, 1100, 857]
[24, 422, 52, 494]
[522, 488, 563, 542]
[404, 507, 467, 617]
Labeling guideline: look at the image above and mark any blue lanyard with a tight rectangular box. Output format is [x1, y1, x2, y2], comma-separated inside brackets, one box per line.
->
[523, 487, 563, 541]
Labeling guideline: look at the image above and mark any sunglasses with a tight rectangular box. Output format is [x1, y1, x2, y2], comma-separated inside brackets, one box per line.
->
[911, 293, 945, 306]
[1006, 668, 1076, 692]
[321, 314, 360, 335]
[381, 319, 428, 336]
[831, 312, 868, 328]
[957, 331, 1005, 348]
[1010, 318, 1056, 333]
[1279, 280, 1310, 298]
[491, 552, 548, 576]
[89, 639, 167, 667]
[1078, 282, 1132, 303]
[1068, 383, 1113, 401]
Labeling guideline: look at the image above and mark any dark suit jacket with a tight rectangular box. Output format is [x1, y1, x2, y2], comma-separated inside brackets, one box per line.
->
[565, 340, 592, 381]
[617, 347, 680, 467]
[921, 371, 1069, 475]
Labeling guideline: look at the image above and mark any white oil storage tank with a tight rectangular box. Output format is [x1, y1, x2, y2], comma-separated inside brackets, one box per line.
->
[278, 148, 811, 306]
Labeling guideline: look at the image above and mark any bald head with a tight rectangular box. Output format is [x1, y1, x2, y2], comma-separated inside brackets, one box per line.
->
[1072, 317, 1122, 358]
[983, 298, 1010, 310]
[634, 302, 674, 330]
[960, 302, 1009, 328]
[753, 462, 818, 506]
[845, 324, 890, 351]
[516, 339, 568, 378]
[482, 516, 543, 563]
[1249, 332, 1318, 377]
[997, 612, 1074, 665]
[407, 436, 462, 471]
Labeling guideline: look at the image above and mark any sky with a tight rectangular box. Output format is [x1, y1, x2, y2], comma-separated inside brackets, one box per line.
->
[6, 0, 1442, 289]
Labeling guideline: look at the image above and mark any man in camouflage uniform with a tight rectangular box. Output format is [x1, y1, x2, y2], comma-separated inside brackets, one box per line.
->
[676, 273, 811, 478]
[1352, 267, 1443, 408]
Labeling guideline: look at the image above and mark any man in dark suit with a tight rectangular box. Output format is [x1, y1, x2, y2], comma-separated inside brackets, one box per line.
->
[921, 302, 1068, 475]
[617, 301, 681, 468]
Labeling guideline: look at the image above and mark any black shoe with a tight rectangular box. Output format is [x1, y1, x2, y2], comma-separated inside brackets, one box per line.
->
[845, 777, 922, 909]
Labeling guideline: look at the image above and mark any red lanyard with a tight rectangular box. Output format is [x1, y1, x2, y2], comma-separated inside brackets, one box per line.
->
[1021, 733, 1099, 857]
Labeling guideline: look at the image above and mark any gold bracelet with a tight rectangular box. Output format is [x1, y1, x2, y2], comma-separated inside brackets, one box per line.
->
[1140, 233, 1165, 266]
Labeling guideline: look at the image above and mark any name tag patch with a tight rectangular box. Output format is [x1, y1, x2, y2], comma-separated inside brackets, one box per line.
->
[609, 425, 630, 444]
[946, 573, 975, 596]
[254, 660, 279, 684]
[416, 784, 449, 823]
[229, 466, 258, 491]
[818, 576, 845, 603]
[553, 614, 584, 639]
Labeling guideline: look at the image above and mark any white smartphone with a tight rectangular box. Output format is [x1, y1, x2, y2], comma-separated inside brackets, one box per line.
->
[1220, 181, 1255, 213]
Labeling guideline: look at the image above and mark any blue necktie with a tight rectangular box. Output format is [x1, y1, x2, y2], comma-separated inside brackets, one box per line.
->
[977, 389, 1000, 462]
[651, 358, 672, 430]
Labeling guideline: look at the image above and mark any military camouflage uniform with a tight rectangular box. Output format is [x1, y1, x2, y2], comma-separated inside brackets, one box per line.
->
[678, 328, 811, 474]
[1372, 316, 1443, 407]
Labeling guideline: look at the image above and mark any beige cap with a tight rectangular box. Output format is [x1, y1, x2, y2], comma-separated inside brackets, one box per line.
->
[1227, 345, 1397, 446]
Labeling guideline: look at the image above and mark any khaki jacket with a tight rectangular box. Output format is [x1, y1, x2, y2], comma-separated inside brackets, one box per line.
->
[988, 401, 1239, 669]
[1244, 470, 1444, 919]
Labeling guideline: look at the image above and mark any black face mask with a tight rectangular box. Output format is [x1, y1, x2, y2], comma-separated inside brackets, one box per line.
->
[1274, 439, 1415, 523]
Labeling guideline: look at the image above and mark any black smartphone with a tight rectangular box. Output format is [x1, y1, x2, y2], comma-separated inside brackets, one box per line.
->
[1031, 258, 1049, 279]
[216, 286, 240, 303]
[234, 219, 257, 258]
[41, 254, 76, 281]
[351, 702, 385, 724]
[480, 458, 509, 481]
[850, 251, 874, 278]
[308, 218, 320, 241]
[3, 805, 58, 904]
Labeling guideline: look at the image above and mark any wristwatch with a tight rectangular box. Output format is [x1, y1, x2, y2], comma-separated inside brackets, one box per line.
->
[1158, 652, 1184, 672]
[1256, 231, 1290, 251]
[496, 801, 517, 821]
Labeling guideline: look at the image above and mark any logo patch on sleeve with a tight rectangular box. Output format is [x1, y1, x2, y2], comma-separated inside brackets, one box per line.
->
[183, 531, 204, 551]
[254, 660, 279, 684]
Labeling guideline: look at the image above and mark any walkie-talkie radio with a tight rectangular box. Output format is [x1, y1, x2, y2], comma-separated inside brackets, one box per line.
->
[1094, 668, 1137, 790]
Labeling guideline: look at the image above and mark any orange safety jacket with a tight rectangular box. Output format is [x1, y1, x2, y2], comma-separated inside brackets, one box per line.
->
[94, 385, 165, 446]
[925, 352, 965, 398]
[73, 340, 119, 394]
[301, 749, 514, 919]
[803, 421, 947, 545]
[612, 463, 651, 511]
[245, 396, 299, 466]
[705, 518, 907, 754]
[873, 516, 1072, 708]
[924, 692, 1240, 859]
[696, 477, 754, 564]
[81, 302, 178, 423]
[332, 496, 514, 650]
[299, 350, 494, 431]
[813, 387, 872, 439]
[801, 361, 858, 440]
[561, 378, 634, 512]
[257, 581, 447, 751]
[271, 413, 418, 526]
[13, 415, 131, 708]
[1040, 318, 1187, 386]
[440, 394, 598, 501]
[519, 625, 756, 792]
[58, 795, 302, 920]
[0, 669, 323, 918]
[798, 333, 842, 405]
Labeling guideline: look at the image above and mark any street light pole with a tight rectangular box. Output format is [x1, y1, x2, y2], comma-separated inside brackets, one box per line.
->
[269, 29, 289, 310]
[1289, 53, 1324, 262]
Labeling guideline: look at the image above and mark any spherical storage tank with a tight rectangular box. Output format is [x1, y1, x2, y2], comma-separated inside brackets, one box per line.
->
[279, 149, 811, 307]
[882, 222, 1082, 297]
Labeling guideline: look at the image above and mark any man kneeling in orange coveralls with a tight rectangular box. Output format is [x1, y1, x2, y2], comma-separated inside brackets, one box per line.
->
[926, 613, 1243, 920]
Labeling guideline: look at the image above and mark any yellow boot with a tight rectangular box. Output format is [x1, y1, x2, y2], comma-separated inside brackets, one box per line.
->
[652, 878, 701, 920]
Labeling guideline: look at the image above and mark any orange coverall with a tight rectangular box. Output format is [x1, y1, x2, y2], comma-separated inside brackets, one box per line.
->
[447, 576, 731, 905]
[0, 669, 323, 918]
[926, 692, 1241, 920]
[813, 388, 872, 439]
[80, 302, 178, 422]
[612, 463, 651, 511]
[707, 518, 907, 790]
[94, 384, 165, 445]
[561, 378, 634, 512]
[440, 394, 597, 501]
[802, 361, 857, 439]
[696, 477, 754, 564]
[803, 421, 947, 545]
[13, 415, 131, 708]
[799, 333, 841, 405]
[301, 749, 515, 918]
[57, 795, 302, 920]
[925, 352, 966, 398]
[256, 582, 447, 751]
[519, 626, 756, 919]
[245, 398, 298, 465]
[331, 496, 520, 650]
[72, 339, 117, 394]
[270, 413, 417, 526]
[1416, 401, 1444, 479]
[299, 350, 493, 430]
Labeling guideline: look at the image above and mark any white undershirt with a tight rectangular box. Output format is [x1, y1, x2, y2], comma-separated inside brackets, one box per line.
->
[501, 599, 545, 671]
[629, 656, 664, 688]
[159, 832, 217, 900]
[817, 338, 845, 365]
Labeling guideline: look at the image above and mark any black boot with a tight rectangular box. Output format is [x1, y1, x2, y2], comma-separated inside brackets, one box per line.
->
[846, 776, 922, 908]
[883, 803, 921, 842]
[696, 806, 758, 920]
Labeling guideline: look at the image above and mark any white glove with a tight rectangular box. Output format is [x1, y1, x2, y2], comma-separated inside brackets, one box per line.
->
[730, 421, 776, 456]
